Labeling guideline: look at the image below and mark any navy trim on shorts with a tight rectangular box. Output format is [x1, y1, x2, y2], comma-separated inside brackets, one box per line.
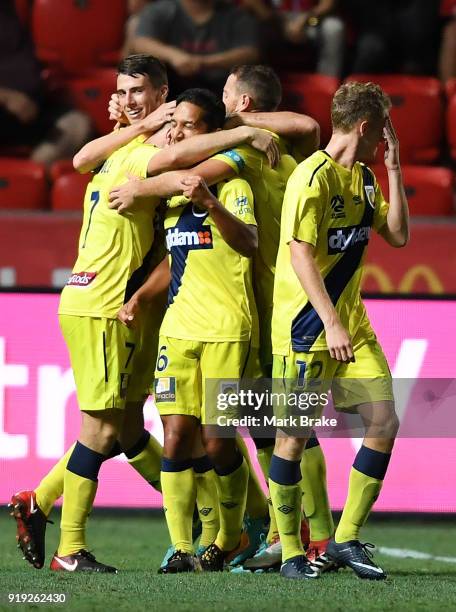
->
[102, 331, 108, 382]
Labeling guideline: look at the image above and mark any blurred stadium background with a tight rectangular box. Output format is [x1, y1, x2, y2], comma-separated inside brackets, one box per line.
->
[0, 2, 455, 607]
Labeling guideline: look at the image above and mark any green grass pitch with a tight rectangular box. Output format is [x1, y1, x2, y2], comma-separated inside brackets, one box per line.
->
[0, 511, 455, 612]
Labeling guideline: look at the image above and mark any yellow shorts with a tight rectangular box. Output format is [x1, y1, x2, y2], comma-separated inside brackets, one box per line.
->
[154, 336, 251, 423]
[126, 305, 163, 404]
[272, 340, 394, 416]
[59, 314, 137, 411]
[258, 304, 273, 376]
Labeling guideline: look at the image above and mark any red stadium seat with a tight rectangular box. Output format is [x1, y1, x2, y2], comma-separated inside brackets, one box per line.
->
[372, 165, 454, 217]
[0, 159, 48, 210]
[446, 78, 456, 161]
[345, 75, 444, 164]
[50, 159, 77, 182]
[15, 0, 31, 25]
[280, 73, 339, 146]
[65, 69, 118, 136]
[32, 0, 126, 75]
[51, 172, 91, 211]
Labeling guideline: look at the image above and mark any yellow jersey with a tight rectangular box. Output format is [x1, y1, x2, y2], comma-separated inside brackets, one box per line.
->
[160, 178, 257, 342]
[213, 137, 297, 362]
[59, 137, 162, 319]
[272, 150, 389, 355]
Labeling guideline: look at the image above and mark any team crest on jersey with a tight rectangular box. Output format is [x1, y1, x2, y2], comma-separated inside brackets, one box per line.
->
[364, 185, 376, 209]
[166, 226, 213, 250]
[67, 271, 97, 287]
[155, 377, 176, 403]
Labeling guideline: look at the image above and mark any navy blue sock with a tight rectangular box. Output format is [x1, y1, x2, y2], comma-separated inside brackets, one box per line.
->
[123, 429, 150, 460]
[353, 445, 391, 481]
[269, 454, 301, 485]
[193, 455, 213, 474]
[66, 441, 105, 482]
[161, 457, 194, 472]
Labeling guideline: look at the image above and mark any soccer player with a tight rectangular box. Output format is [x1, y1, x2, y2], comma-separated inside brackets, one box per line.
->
[119, 89, 259, 573]
[10, 54, 279, 573]
[221, 66, 335, 571]
[269, 81, 408, 579]
[108, 64, 322, 567]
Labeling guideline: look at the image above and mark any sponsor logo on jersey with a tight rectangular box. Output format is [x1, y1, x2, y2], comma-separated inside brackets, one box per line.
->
[330, 195, 345, 219]
[155, 377, 176, 403]
[66, 271, 97, 287]
[353, 195, 363, 205]
[165, 227, 213, 250]
[327, 225, 371, 253]
[234, 196, 251, 215]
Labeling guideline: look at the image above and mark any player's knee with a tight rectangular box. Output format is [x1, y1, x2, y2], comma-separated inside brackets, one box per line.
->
[163, 426, 194, 460]
[384, 412, 400, 439]
[204, 438, 237, 469]
[274, 433, 305, 461]
[365, 411, 400, 441]
[80, 410, 123, 455]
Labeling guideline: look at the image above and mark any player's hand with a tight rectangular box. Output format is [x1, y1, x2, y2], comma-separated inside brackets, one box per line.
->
[170, 50, 202, 76]
[0, 89, 38, 124]
[117, 296, 141, 328]
[108, 93, 128, 126]
[109, 175, 141, 213]
[248, 128, 280, 168]
[383, 115, 400, 171]
[142, 100, 176, 134]
[180, 176, 217, 209]
[325, 320, 354, 362]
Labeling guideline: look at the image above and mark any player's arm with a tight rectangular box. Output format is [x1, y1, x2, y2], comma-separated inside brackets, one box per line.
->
[73, 101, 176, 174]
[284, 170, 352, 362]
[182, 176, 257, 257]
[146, 126, 279, 175]
[109, 159, 236, 212]
[226, 111, 320, 158]
[290, 240, 353, 362]
[377, 117, 409, 248]
[118, 256, 170, 328]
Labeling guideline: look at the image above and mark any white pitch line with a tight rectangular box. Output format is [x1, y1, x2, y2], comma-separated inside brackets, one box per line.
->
[379, 546, 456, 564]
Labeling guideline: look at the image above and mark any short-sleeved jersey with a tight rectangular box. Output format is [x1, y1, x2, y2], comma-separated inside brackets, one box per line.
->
[159, 178, 257, 342]
[272, 150, 389, 355]
[212, 137, 297, 318]
[59, 137, 162, 319]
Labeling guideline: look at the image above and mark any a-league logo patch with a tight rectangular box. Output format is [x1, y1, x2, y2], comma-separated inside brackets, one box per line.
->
[155, 377, 176, 403]
[219, 380, 239, 395]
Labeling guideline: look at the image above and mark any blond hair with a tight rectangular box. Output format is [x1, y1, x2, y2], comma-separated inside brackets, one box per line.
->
[331, 82, 391, 132]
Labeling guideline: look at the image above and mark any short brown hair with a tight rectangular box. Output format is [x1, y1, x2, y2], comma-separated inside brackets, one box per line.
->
[331, 82, 391, 132]
[230, 65, 282, 112]
[118, 54, 168, 88]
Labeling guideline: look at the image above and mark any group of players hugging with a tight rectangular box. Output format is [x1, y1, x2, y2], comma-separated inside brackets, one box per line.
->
[10, 53, 409, 580]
